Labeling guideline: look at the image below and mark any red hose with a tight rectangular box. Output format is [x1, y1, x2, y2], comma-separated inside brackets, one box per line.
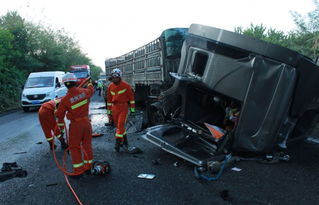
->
[51, 124, 86, 204]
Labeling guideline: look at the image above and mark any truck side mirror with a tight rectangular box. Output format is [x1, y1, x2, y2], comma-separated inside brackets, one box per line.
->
[56, 82, 61, 88]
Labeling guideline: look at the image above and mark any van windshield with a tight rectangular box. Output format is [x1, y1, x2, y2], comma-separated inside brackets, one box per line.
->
[25, 77, 54, 88]
[72, 71, 88, 79]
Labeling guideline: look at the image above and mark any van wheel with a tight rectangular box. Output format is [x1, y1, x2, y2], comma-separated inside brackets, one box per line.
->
[22, 107, 29, 112]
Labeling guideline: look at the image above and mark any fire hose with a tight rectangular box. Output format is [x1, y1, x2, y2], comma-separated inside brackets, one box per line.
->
[51, 126, 85, 205]
[50, 77, 92, 205]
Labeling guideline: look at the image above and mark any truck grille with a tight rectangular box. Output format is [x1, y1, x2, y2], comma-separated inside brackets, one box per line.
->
[27, 94, 46, 100]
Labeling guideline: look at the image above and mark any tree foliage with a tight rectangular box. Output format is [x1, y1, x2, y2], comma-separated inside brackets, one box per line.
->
[235, 1, 319, 59]
[0, 11, 102, 112]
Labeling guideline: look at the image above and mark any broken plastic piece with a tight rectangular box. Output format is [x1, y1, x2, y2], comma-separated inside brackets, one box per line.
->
[137, 174, 156, 179]
[204, 123, 225, 141]
[231, 167, 242, 172]
[92, 133, 104, 138]
[125, 146, 142, 154]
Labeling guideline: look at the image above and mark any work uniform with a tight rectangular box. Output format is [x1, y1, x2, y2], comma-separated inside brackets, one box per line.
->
[38, 99, 64, 144]
[107, 80, 135, 140]
[56, 82, 94, 175]
[97, 81, 103, 96]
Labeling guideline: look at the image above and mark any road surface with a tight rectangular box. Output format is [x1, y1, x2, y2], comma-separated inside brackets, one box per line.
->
[0, 92, 319, 205]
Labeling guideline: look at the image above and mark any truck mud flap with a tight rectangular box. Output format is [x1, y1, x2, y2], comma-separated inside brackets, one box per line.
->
[142, 124, 217, 167]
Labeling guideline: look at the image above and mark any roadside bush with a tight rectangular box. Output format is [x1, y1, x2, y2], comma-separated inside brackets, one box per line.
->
[0, 67, 26, 112]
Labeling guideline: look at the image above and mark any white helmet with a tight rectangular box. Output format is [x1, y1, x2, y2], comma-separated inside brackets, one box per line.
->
[111, 68, 122, 77]
[62, 73, 77, 83]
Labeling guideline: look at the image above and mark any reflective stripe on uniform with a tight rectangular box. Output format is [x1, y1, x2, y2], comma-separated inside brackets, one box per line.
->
[107, 103, 113, 106]
[58, 123, 64, 126]
[47, 137, 54, 141]
[73, 162, 84, 168]
[110, 91, 115, 95]
[84, 160, 93, 164]
[56, 134, 61, 139]
[107, 110, 112, 114]
[130, 107, 135, 112]
[71, 99, 88, 110]
[116, 133, 124, 138]
[130, 101, 135, 104]
[118, 89, 127, 94]
[87, 83, 93, 86]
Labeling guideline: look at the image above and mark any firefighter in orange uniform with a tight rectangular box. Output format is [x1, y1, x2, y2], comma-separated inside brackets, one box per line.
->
[55, 73, 94, 176]
[38, 98, 68, 150]
[107, 68, 135, 152]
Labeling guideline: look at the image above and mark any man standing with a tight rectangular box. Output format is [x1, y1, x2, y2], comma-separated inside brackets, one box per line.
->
[106, 68, 135, 152]
[38, 98, 68, 150]
[55, 73, 94, 176]
[97, 80, 103, 96]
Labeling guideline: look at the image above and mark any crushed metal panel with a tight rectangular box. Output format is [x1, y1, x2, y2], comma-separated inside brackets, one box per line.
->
[234, 56, 296, 152]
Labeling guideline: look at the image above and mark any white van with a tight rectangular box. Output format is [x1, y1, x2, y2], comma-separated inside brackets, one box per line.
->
[21, 71, 68, 112]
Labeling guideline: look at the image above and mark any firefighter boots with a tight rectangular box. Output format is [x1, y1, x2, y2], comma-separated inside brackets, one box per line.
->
[59, 138, 68, 150]
[122, 135, 129, 151]
[114, 138, 123, 152]
[48, 142, 57, 151]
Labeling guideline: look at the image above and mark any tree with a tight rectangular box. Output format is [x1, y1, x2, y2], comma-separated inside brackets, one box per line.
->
[234, 24, 289, 47]
[90, 65, 102, 81]
[290, 0, 319, 58]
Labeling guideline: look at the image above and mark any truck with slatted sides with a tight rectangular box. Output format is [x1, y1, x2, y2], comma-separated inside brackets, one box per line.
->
[105, 28, 187, 102]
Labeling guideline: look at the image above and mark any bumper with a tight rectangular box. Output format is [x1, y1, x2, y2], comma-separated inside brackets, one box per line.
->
[21, 98, 51, 107]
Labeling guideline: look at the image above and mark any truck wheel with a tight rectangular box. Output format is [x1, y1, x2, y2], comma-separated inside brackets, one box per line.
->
[22, 107, 29, 112]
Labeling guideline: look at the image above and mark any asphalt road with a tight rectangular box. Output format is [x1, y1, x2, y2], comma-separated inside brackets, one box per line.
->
[1, 92, 319, 205]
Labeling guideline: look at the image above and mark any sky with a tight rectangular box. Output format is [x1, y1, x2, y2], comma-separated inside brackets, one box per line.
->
[0, 0, 316, 70]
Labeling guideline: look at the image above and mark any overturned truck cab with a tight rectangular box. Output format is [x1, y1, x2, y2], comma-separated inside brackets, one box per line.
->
[143, 24, 319, 170]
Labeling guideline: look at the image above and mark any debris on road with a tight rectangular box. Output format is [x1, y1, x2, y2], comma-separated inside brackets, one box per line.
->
[173, 162, 179, 167]
[13, 151, 27, 155]
[91, 161, 110, 175]
[231, 167, 242, 172]
[151, 159, 161, 165]
[137, 173, 156, 179]
[92, 133, 104, 138]
[125, 146, 142, 154]
[46, 183, 58, 187]
[36, 142, 43, 144]
[0, 162, 27, 182]
[219, 190, 231, 202]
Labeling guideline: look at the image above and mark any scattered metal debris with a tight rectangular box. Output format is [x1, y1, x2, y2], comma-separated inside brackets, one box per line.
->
[305, 137, 319, 144]
[92, 133, 104, 138]
[173, 162, 179, 167]
[231, 167, 242, 172]
[125, 147, 142, 154]
[152, 159, 161, 165]
[46, 183, 58, 187]
[0, 162, 27, 182]
[13, 152, 27, 155]
[137, 174, 156, 179]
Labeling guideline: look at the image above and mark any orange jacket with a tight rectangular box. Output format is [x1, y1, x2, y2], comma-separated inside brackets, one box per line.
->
[107, 80, 135, 114]
[56, 83, 94, 129]
[41, 98, 60, 112]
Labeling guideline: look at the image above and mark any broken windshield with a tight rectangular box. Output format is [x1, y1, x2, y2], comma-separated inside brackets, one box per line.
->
[25, 77, 54, 88]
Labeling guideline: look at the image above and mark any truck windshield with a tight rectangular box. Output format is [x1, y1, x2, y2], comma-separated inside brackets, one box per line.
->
[72, 71, 88, 79]
[25, 77, 54, 88]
